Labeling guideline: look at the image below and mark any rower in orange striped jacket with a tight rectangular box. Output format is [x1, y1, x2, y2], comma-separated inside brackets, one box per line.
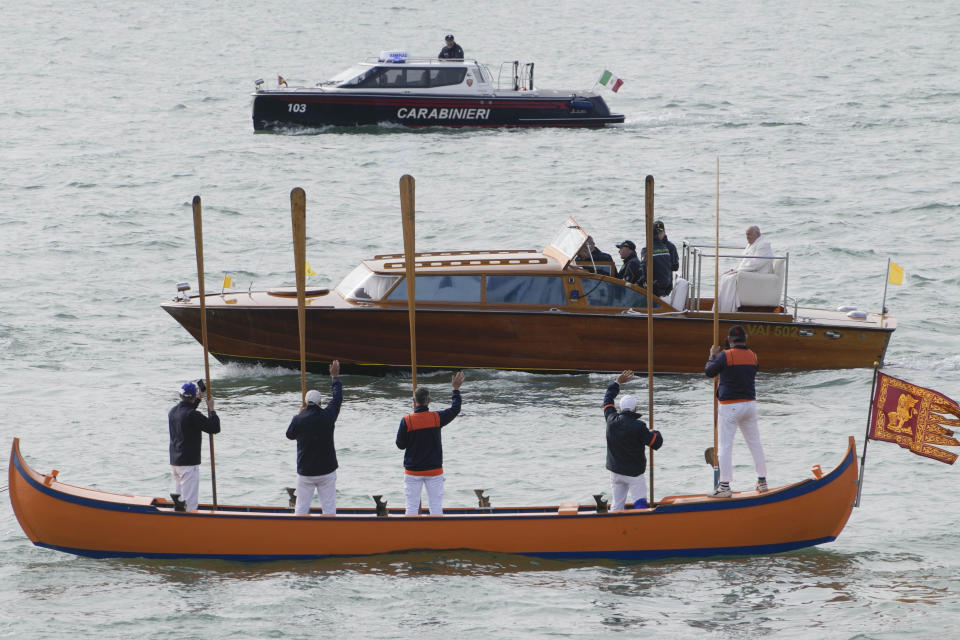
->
[603, 370, 663, 510]
[705, 324, 768, 498]
[396, 371, 466, 515]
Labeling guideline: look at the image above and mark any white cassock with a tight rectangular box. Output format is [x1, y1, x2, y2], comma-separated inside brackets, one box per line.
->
[717, 235, 774, 312]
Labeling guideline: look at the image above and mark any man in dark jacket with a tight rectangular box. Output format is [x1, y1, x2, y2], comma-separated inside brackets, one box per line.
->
[705, 325, 767, 497]
[576, 235, 616, 275]
[396, 371, 465, 515]
[639, 220, 680, 297]
[616, 240, 641, 284]
[286, 360, 343, 515]
[603, 370, 663, 510]
[168, 381, 221, 512]
[439, 34, 464, 59]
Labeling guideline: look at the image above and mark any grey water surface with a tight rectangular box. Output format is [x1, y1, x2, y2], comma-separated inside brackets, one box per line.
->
[2, 1, 960, 638]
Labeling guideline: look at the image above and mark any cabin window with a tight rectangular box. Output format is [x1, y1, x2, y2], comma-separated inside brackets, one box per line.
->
[341, 67, 466, 89]
[386, 275, 482, 302]
[427, 68, 467, 87]
[485, 276, 566, 305]
[335, 265, 400, 302]
[582, 280, 657, 309]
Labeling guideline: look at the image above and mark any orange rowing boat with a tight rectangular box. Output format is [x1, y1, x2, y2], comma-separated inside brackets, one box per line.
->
[8, 436, 859, 561]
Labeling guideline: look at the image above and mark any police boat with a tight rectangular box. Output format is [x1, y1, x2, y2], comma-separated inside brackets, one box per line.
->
[252, 51, 625, 130]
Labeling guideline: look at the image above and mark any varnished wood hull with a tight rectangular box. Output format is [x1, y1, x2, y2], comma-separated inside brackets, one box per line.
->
[9, 437, 859, 560]
[162, 303, 893, 374]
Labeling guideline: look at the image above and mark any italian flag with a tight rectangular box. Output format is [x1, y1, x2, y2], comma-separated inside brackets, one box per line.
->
[599, 70, 623, 93]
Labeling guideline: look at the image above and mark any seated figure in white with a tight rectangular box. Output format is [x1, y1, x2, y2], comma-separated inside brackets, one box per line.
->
[717, 225, 773, 312]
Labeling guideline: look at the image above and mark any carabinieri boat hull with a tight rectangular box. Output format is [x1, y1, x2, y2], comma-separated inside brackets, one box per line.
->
[9, 437, 859, 561]
[252, 54, 624, 130]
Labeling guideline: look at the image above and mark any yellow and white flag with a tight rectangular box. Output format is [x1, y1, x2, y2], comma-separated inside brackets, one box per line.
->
[888, 261, 904, 285]
[305, 262, 316, 277]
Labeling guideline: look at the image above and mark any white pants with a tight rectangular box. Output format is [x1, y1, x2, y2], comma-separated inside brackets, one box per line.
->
[717, 271, 740, 312]
[610, 471, 647, 510]
[171, 465, 200, 512]
[295, 471, 337, 515]
[404, 474, 445, 515]
[718, 401, 767, 484]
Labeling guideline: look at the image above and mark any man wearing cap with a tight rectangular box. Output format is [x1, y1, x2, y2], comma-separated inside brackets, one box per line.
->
[439, 34, 464, 59]
[705, 325, 768, 497]
[638, 220, 680, 297]
[603, 370, 663, 510]
[286, 360, 343, 515]
[616, 240, 641, 284]
[168, 380, 221, 512]
[396, 371, 465, 515]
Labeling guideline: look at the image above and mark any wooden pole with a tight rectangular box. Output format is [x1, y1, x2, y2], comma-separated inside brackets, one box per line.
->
[290, 187, 308, 407]
[192, 195, 217, 509]
[399, 175, 418, 397]
[856, 363, 880, 507]
[644, 174, 655, 505]
[712, 158, 720, 485]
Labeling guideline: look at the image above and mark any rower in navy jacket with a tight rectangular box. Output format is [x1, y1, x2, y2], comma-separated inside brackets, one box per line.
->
[396, 371, 465, 515]
[286, 360, 343, 515]
[168, 381, 221, 512]
[603, 370, 663, 510]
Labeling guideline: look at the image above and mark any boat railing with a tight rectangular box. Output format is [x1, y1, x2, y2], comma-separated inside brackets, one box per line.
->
[365, 56, 484, 66]
[681, 242, 790, 312]
[496, 61, 535, 91]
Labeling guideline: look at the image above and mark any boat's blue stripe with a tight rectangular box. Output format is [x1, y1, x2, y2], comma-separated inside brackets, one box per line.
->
[13, 442, 855, 519]
[34, 536, 837, 562]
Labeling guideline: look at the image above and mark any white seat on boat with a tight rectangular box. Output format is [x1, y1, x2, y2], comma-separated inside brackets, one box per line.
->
[737, 259, 785, 308]
[667, 277, 689, 309]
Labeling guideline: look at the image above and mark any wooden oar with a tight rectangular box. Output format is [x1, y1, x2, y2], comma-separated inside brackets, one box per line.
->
[644, 174, 655, 505]
[290, 187, 308, 407]
[192, 195, 217, 509]
[711, 158, 720, 484]
[399, 175, 418, 398]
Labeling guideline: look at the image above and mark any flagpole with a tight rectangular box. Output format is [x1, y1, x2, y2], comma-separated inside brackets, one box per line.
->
[880, 257, 891, 318]
[855, 362, 880, 507]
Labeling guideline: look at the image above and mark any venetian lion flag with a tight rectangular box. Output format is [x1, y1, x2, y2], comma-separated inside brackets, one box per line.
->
[868, 372, 960, 464]
[599, 70, 624, 93]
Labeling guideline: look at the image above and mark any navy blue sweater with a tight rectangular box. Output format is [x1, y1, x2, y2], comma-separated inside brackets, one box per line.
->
[603, 382, 663, 476]
[396, 390, 462, 474]
[286, 379, 343, 476]
[168, 400, 221, 466]
[705, 345, 758, 402]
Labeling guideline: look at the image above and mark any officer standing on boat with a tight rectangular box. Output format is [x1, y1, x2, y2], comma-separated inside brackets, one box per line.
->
[602, 370, 663, 510]
[286, 360, 343, 516]
[439, 34, 464, 59]
[616, 240, 641, 284]
[396, 371, 465, 515]
[705, 325, 768, 497]
[638, 220, 680, 297]
[168, 380, 221, 512]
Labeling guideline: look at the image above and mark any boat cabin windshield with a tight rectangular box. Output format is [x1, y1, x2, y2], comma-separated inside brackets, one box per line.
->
[543, 217, 587, 267]
[335, 264, 400, 301]
[337, 65, 467, 89]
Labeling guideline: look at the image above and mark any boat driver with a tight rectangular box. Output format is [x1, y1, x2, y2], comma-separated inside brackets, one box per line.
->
[615, 240, 641, 284]
[439, 34, 464, 59]
[168, 380, 221, 512]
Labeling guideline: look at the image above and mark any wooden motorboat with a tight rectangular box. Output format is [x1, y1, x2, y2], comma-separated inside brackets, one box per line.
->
[161, 217, 895, 374]
[252, 52, 624, 130]
[8, 436, 859, 560]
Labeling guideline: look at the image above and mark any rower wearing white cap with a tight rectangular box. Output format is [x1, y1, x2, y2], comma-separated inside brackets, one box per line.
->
[602, 370, 663, 510]
[286, 360, 343, 515]
[168, 379, 221, 512]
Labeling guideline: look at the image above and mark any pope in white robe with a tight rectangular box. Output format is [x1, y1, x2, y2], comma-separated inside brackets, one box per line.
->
[717, 226, 774, 313]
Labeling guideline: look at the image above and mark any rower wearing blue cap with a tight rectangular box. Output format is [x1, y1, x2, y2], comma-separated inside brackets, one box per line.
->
[168, 379, 221, 511]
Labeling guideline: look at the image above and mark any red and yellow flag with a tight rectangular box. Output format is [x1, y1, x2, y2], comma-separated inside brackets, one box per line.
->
[869, 372, 960, 464]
